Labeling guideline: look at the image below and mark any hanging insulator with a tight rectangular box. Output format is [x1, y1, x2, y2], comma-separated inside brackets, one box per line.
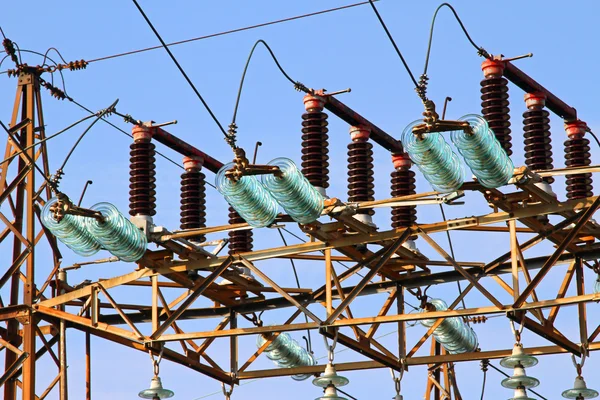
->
[390, 153, 417, 236]
[523, 93, 554, 183]
[257, 332, 316, 381]
[129, 125, 157, 218]
[228, 207, 253, 255]
[301, 94, 329, 195]
[420, 298, 478, 354]
[564, 121, 593, 199]
[180, 156, 206, 243]
[481, 60, 512, 156]
[347, 126, 375, 225]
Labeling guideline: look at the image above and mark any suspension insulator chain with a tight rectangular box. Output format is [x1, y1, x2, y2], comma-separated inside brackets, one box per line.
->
[301, 94, 329, 193]
[129, 126, 157, 217]
[523, 93, 554, 183]
[565, 121, 593, 199]
[228, 207, 253, 255]
[180, 157, 206, 243]
[481, 60, 512, 156]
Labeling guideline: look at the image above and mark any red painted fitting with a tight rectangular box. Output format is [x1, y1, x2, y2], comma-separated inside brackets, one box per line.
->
[349, 125, 370, 141]
[565, 120, 588, 138]
[481, 59, 505, 78]
[524, 92, 546, 109]
[132, 125, 153, 142]
[183, 156, 204, 171]
[303, 93, 325, 111]
[391, 153, 411, 169]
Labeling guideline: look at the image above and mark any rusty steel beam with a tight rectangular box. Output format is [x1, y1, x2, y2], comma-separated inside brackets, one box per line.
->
[513, 196, 600, 308]
[503, 61, 578, 121]
[148, 126, 224, 173]
[150, 257, 234, 339]
[509, 313, 581, 356]
[322, 95, 403, 153]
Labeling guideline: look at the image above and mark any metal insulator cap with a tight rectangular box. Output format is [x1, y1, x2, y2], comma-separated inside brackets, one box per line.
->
[481, 59, 505, 78]
[524, 92, 546, 109]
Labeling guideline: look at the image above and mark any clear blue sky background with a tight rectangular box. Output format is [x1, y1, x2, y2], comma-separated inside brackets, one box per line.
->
[1, 1, 600, 399]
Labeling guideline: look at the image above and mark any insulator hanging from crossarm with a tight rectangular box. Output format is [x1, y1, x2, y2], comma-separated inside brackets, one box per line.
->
[523, 93, 554, 184]
[180, 156, 206, 243]
[301, 93, 329, 196]
[564, 120, 593, 199]
[481, 60, 512, 156]
[390, 152, 417, 240]
[129, 125, 157, 218]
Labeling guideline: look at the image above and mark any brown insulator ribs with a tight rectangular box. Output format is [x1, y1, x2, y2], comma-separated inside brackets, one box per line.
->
[481, 60, 512, 156]
[228, 207, 253, 255]
[301, 94, 329, 191]
[391, 153, 417, 239]
[129, 130, 157, 216]
[180, 157, 206, 243]
[523, 94, 554, 183]
[565, 121, 593, 199]
[348, 127, 374, 216]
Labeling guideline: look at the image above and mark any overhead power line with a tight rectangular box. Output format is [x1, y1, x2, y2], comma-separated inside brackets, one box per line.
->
[86, 1, 378, 64]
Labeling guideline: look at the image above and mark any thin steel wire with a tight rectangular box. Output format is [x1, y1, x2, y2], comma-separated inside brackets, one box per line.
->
[131, 0, 229, 138]
[231, 40, 297, 126]
[277, 227, 312, 352]
[488, 362, 548, 400]
[367, 0, 419, 89]
[423, 3, 488, 75]
[86, 2, 377, 64]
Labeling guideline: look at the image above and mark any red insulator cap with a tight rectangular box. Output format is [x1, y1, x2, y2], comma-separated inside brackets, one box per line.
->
[183, 155, 203, 171]
[564, 120, 588, 139]
[481, 59, 505, 78]
[391, 152, 411, 169]
[524, 92, 546, 109]
[132, 125, 153, 142]
[303, 93, 325, 111]
[349, 125, 370, 141]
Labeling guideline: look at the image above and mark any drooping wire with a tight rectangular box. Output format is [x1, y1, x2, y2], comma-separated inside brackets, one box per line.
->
[0, 113, 96, 167]
[131, 0, 228, 139]
[67, 97, 200, 183]
[0, 121, 57, 191]
[585, 128, 600, 153]
[278, 226, 420, 312]
[86, 2, 377, 65]
[480, 360, 489, 400]
[191, 327, 406, 400]
[276, 228, 313, 354]
[231, 39, 298, 126]
[438, 204, 468, 315]
[55, 99, 119, 173]
[423, 3, 489, 76]
[367, 0, 420, 94]
[337, 387, 358, 400]
[487, 362, 548, 400]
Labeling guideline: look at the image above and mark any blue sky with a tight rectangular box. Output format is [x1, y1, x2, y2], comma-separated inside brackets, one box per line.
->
[1, 1, 600, 399]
